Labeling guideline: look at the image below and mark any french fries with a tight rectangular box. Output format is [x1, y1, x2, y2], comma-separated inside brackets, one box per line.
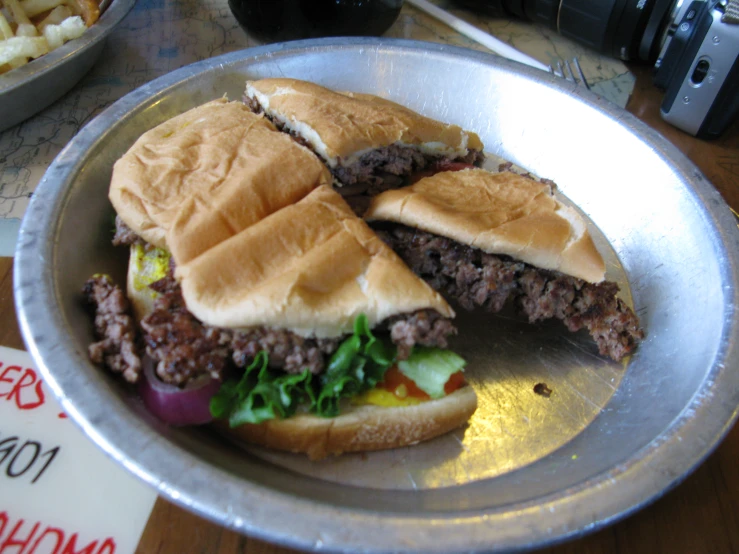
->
[64, 0, 98, 27]
[0, 35, 47, 65]
[0, 0, 101, 75]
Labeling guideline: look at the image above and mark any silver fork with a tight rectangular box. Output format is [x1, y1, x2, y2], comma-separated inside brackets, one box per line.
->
[549, 57, 591, 90]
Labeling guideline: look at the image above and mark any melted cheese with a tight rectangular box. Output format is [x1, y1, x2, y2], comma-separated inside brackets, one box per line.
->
[351, 388, 424, 407]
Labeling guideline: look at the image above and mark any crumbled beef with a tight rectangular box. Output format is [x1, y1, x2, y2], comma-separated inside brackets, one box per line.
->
[386, 309, 457, 360]
[333, 145, 427, 187]
[135, 273, 455, 384]
[243, 94, 260, 113]
[231, 329, 339, 375]
[82, 275, 142, 383]
[458, 150, 486, 166]
[139, 275, 232, 386]
[334, 145, 484, 194]
[342, 194, 373, 217]
[377, 224, 644, 361]
[230, 308, 454, 375]
[496, 162, 556, 189]
[112, 215, 143, 246]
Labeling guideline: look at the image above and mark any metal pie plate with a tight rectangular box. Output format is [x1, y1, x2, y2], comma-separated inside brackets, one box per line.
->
[14, 39, 739, 553]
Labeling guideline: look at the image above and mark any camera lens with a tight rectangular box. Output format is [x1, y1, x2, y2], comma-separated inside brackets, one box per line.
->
[552, 0, 667, 60]
[450, 0, 508, 17]
[522, 0, 559, 27]
[611, 0, 664, 60]
[451, 0, 680, 61]
[557, 0, 624, 54]
[638, 0, 678, 61]
[504, 0, 527, 18]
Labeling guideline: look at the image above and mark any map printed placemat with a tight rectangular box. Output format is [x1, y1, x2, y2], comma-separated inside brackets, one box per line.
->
[0, 0, 634, 256]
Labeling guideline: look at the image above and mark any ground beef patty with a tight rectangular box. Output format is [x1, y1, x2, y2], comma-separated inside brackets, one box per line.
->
[386, 309, 456, 360]
[376, 224, 644, 362]
[231, 328, 339, 375]
[331, 145, 484, 194]
[85, 266, 457, 386]
[140, 275, 232, 386]
[141, 274, 455, 382]
[82, 275, 142, 383]
[112, 215, 143, 247]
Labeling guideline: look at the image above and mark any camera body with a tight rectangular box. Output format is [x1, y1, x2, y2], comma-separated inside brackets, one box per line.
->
[655, 1, 739, 138]
[450, 0, 739, 138]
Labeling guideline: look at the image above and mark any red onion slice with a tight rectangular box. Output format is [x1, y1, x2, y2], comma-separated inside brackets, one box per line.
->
[138, 356, 221, 426]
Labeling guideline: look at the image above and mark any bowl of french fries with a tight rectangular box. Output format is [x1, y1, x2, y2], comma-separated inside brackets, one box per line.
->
[0, 0, 134, 131]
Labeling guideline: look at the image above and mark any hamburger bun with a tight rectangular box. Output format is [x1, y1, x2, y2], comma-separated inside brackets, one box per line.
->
[175, 185, 454, 338]
[365, 168, 606, 283]
[109, 98, 332, 265]
[244, 78, 484, 168]
[215, 386, 478, 461]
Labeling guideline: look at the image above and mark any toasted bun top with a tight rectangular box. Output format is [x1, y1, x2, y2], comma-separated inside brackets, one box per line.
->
[365, 169, 606, 283]
[175, 185, 453, 337]
[109, 98, 332, 265]
[244, 78, 484, 167]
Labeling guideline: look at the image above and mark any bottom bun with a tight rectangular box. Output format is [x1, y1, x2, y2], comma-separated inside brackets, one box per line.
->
[213, 386, 478, 460]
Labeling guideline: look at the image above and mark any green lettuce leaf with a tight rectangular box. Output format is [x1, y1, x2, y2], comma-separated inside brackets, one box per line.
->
[315, 314, 395, 417]
[209, 351, 315, 427]
[397, 347, 466, 399]
[209, 314, 397, 425]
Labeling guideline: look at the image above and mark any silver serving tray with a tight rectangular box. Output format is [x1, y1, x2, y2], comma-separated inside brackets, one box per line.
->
[0, 0, 135, 133]
[14, 39, 739, 553]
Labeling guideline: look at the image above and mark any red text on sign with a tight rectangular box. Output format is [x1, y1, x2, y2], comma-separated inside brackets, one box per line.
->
[0, 364, 45, 411]
[0, 512, 116, 554]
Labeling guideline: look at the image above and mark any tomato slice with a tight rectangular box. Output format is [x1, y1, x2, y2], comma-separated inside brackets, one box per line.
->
[444, 370, 466, 395]
[380, 365, 429, 399]
[379, 365, 465, 400]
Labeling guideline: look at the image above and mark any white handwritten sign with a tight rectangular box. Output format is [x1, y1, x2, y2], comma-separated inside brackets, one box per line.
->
[0, 346, 157, 554]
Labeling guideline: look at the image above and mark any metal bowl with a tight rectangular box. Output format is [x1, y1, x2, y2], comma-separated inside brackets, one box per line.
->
[14, 39, 739, 553]
[0, 0, 135, 133]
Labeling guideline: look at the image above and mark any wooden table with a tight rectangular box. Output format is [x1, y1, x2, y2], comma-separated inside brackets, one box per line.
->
[1, 63, 737, 554]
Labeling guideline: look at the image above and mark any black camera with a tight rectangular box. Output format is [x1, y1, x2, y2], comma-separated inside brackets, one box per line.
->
[450, 0, 739, 138]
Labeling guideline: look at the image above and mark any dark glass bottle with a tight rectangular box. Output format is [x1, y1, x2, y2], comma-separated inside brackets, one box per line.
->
[229, 0, 404, 42]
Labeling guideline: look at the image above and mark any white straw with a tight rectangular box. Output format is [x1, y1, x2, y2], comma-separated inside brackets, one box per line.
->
[405, 0, 549, 72]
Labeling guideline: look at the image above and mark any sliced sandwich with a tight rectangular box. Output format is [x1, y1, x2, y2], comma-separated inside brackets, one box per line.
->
[84, 100, 478, 460]
[364, 168, 644, 361]
[243, 78, 485, 194]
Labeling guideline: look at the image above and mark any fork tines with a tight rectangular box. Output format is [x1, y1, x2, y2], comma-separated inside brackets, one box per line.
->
[550, 57, 590, 90]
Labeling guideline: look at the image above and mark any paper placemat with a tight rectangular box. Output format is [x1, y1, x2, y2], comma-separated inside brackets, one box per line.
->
[0, 346, 157, 553]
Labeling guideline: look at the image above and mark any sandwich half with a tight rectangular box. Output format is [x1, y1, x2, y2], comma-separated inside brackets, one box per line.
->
[84, 100, 477, 459]
[364, 168, 644, 361]
[243, 78, 485, 194]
